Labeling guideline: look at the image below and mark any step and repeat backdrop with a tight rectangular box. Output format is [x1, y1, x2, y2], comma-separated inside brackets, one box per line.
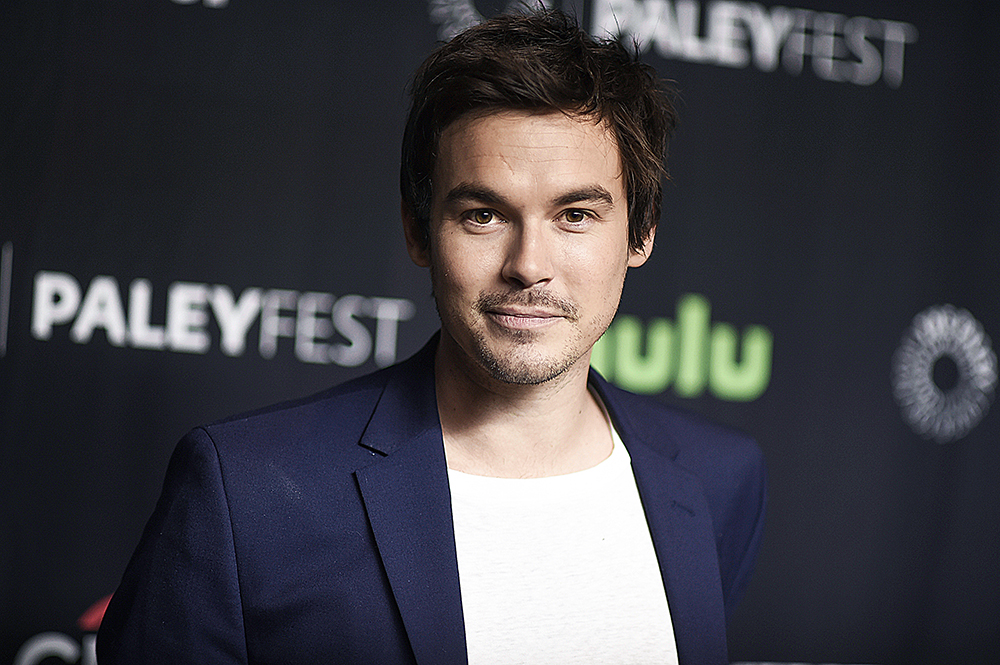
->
[2, 1, 997, 663]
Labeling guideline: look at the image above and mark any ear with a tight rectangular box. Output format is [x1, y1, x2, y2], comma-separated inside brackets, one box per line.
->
[401, 200, 431, 267]
[627, 224, 656, 268]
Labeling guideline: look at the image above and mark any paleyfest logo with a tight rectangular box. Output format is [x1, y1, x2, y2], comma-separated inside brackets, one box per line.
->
[429, 0, 917, 87]
[30, 271, 416, 369]
[892, 305, 997, 443]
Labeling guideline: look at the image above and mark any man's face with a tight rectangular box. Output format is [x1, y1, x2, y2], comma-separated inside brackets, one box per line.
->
[404, 110, 654, 386]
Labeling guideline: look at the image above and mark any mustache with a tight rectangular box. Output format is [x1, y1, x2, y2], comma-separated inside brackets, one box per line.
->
[475, 290, 580, 321]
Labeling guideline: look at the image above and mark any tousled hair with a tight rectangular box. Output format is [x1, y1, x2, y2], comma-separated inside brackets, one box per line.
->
[400, 8, 678, 254]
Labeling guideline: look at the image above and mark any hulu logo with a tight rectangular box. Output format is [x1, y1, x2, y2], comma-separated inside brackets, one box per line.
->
[592, 293, 773, 401]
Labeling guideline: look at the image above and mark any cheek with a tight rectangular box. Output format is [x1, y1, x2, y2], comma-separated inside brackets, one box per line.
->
[565, 240, 629, 288]
[430, 235, 489, 298]
[568, 251, 630, 325]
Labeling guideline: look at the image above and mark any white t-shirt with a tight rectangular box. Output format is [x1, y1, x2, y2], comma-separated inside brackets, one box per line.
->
[448, 425, 679, 665]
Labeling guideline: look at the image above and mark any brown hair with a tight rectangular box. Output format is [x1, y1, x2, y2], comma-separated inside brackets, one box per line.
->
[400, 8, 678, 253]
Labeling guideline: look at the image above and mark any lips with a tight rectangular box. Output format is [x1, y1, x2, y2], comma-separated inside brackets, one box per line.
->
[476, 291, 579, 324]
[486, 310, 562, 331]
[489, 307, 561, 319]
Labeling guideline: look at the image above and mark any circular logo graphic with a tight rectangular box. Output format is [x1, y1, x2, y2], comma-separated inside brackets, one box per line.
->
[892, 305, 997, 443]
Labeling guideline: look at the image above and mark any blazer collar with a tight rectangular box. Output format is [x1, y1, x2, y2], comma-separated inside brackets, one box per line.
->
[354, 336, 468, 665]
[589, 371, 730, 665]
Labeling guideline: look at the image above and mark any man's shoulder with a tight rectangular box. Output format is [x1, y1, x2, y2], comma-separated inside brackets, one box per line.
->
[205, 363, 393, 435]
[592, 372, 764, 488]
[176, 367, 384, 472]
[190, 340, 437, 464]
[594, 372, 755, 452]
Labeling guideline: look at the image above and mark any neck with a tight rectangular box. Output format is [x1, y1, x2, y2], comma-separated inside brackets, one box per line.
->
[434, 332, 612, 478]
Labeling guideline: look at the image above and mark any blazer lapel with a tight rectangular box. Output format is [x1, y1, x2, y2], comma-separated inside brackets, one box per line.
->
[354, 342, 468, 665]
[350, 347, 728, 665]
[591, 373, 729, 665]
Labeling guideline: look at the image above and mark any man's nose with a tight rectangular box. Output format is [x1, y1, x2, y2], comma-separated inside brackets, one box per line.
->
[501, 222, 554, 289]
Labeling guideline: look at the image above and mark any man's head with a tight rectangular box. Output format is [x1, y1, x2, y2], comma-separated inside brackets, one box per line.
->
[400, 8, 678, 255]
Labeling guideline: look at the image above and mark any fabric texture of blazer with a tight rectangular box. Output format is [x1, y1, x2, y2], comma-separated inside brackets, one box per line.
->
[98, 335, 767, 665]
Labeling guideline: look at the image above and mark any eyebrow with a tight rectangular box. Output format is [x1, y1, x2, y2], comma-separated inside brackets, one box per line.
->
[442, 183, 616, 209]
[442, 183, 507, 207]
[552, 186, 615, 209]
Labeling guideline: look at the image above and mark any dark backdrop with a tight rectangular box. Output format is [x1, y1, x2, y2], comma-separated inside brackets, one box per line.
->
[3, 1, 997, 663]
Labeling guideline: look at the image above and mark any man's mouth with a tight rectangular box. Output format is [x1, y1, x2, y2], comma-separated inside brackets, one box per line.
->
[485, 307, 564, 330]
[476, 292, 579, 326]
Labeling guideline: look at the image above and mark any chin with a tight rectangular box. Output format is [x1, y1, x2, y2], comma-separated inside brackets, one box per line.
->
[472, 334, 581, 386]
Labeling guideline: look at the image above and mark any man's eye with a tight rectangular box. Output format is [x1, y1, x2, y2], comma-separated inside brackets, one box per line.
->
[471, 210, 495, 224]
[565, 210, 587, 223]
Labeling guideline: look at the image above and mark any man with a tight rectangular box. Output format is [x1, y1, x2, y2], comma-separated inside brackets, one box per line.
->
[98, 9, 765, 665]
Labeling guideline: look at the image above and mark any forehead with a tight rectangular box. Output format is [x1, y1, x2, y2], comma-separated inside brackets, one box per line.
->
[433, 110, 624, 196]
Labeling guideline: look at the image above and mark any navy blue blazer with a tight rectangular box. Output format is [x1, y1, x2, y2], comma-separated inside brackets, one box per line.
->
[98, 337, 766, 665]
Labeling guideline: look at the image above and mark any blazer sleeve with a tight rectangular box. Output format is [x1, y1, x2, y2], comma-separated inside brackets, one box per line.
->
[97, 428, 249, 664]
[717, 440, 767, 622]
